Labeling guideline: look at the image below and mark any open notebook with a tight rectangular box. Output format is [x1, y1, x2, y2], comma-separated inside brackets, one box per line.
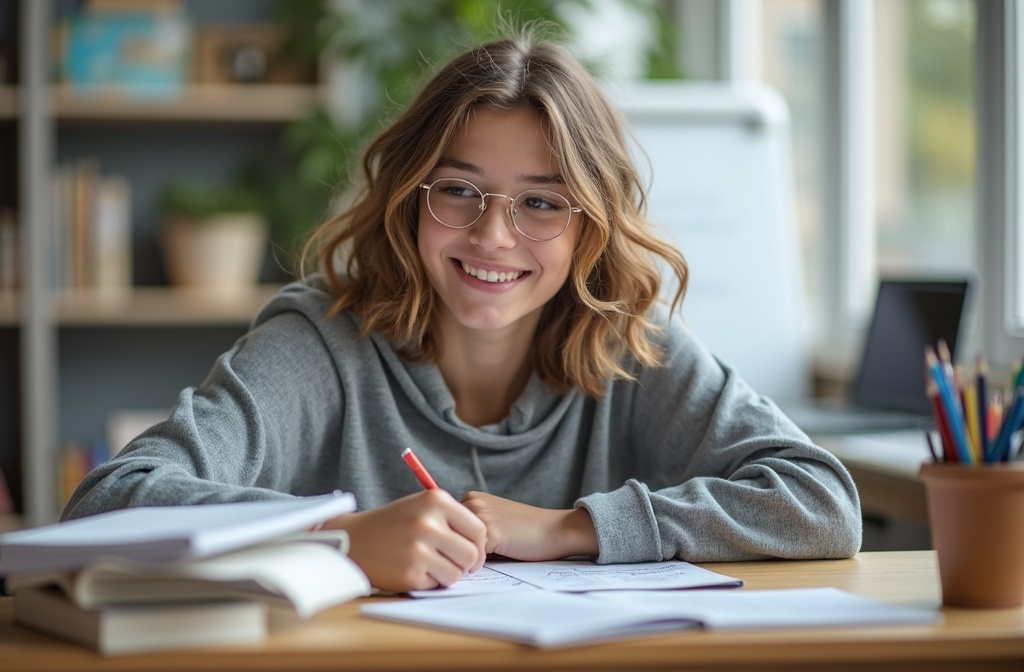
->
[779, 279, 970, 434]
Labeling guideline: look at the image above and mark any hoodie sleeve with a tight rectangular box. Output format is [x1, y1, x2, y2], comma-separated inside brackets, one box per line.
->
[577, 313, 862, 563]
[62, 305, 345, 521]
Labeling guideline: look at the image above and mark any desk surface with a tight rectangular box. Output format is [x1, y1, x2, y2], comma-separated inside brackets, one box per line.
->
[2, 551, 1022, 672]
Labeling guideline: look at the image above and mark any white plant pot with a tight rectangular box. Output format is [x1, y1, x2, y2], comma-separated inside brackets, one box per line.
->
[162, 213, 267, 294]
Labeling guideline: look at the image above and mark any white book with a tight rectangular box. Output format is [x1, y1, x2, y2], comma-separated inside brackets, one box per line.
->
[14, 586, 267, 655]
[362, 587, 941, 648]
[92, 174, 132, 292]
[0, 492, 356, 573]
[5, 531, 370, 619]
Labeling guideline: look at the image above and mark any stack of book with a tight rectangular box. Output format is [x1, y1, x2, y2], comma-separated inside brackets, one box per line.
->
[0, 493, 370, 655]
[52, 159, 133, 294]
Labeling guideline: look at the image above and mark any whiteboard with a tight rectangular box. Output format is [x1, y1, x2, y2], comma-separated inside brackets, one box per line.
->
[611, 82, 809, 401]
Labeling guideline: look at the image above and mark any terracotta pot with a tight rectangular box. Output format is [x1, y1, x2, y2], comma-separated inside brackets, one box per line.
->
[919, 462, 1024, 608]
[162, 213, 267, 294]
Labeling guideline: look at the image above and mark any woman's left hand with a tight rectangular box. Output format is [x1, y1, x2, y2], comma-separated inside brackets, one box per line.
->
[460, 491, 599, 561]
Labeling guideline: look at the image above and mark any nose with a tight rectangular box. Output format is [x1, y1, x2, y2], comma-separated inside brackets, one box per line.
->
[468, 194, 517, 250]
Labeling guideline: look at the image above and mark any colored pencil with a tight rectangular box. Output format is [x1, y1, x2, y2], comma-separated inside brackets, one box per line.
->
[989, 391, 1004, 441]
[976, 355, 989, 460]
[926, 376, 957, 463]
[962, 378, 982, 464]
[923, 430, 941, 463]
[926, 347, 972, 464]
[989, 386, 1024, 462]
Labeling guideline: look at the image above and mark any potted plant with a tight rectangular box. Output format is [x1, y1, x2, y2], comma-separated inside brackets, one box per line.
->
[159, 178, 268, 296]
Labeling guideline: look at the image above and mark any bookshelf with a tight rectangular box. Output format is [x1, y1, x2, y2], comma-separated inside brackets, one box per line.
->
[8, 0, 321, 524]
[54, 83, 322, 124]
[54, 285, 281, 326]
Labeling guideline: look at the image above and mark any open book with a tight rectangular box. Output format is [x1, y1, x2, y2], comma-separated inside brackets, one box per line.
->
[0, 492, 356, 573]
[5, 531, 370, 619]
[362, 586, 941, 648]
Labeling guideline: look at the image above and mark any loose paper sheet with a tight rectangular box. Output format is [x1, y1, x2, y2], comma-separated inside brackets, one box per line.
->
[408, 559, 741, 598]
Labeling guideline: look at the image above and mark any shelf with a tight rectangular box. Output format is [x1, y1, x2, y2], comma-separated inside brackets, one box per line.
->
[53, 84, 323, 124]
[0, 86, 15, 120]
[55, 285, 283, 327]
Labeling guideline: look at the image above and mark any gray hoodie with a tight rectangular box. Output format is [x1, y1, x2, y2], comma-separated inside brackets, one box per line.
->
[63, 277, 862, 563]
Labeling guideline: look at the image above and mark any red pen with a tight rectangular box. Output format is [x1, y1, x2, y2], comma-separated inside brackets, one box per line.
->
[401, 447, 439, 489]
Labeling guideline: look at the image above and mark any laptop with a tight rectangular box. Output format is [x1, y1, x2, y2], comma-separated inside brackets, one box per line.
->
[779, 279, 971, 435]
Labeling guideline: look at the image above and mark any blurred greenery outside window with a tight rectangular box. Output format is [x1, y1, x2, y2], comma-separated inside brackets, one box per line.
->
[874, 0, 975, 278]
[760, 0, 976, 341]
[759, 0, 825, 331]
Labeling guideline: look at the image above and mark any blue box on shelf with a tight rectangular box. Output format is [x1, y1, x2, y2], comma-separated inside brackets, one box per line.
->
[62, 9, 192, 99]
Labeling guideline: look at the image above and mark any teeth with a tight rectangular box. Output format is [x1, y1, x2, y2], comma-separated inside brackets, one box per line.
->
[460, 261, 524, 283]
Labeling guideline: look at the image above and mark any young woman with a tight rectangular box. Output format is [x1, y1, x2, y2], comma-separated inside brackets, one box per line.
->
[63, 32, 861, 592]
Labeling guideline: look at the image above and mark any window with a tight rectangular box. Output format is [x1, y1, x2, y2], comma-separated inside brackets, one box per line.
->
[758, 0, 977, 356]
[874, 0, 975, 279]
[759, 0, 826, 337]
[977, 0, 1024, 364]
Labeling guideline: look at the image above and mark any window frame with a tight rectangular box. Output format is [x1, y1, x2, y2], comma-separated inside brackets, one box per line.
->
[977, 0, 1024, 366]
[680, 0, 1012, 366]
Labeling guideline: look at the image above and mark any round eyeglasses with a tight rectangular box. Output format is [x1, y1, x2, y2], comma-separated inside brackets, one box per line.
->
[419, 177, 582, 242]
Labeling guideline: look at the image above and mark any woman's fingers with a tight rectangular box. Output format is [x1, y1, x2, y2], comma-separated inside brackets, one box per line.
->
[438, 492, 488, 573]
[326, 489, 486, 591]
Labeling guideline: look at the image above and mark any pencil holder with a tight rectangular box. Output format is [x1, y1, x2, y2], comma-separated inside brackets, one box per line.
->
[919, 462, 1024, 608]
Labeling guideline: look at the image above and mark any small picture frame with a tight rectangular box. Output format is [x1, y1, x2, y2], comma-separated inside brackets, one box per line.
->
[194, 25, 315, 85]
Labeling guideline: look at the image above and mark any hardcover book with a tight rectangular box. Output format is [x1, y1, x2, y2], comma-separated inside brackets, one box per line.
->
[14, 586, 266, 655]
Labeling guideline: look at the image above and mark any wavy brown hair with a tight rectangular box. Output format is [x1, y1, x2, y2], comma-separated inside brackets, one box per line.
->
[303, 31, 688, 398]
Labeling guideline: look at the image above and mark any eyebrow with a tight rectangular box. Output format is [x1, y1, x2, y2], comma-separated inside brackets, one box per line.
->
[433, 156, 566, 186]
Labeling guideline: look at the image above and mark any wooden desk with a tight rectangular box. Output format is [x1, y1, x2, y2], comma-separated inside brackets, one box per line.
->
[1, 551, 1022, 671]
[815, 431, 931, 524]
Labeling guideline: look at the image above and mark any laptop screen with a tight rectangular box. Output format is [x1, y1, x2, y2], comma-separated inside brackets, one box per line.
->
[851, 279, 970, 414]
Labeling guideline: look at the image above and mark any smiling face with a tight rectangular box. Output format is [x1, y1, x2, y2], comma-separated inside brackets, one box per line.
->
[417, 106, 582, 344]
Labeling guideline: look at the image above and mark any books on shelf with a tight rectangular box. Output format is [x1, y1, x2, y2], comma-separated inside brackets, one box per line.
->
[0, 206, 17, 292]
[0, 492, 357, 573]
[52, 159, 133, 294]
[93, 174, 133, 291]
[57, 440, 111, 508]
[14, 585, 267, 655]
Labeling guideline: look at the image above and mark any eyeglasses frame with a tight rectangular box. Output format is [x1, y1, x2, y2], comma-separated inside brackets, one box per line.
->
[419, 177, 583, 242]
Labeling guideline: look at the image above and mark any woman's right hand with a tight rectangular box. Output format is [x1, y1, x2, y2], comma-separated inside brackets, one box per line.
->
[323, 489, 487, 592]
